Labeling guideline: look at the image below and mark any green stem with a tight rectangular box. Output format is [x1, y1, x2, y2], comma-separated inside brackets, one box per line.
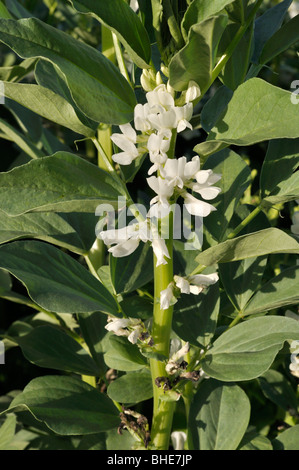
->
[150, 211, 175, 450]
[200, 0, 263, 97]
[226, 204, 263, 239]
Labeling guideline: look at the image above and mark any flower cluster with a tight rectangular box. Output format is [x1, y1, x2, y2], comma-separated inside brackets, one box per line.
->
[105, 315, 150, 345]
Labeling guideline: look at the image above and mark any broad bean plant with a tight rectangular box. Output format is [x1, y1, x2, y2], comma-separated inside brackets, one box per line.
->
[0, 0, 299, 451]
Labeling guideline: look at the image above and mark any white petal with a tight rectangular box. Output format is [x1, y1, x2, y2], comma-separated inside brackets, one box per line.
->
[183, 192, 216, 217]
[108, 238, 140, 257]
[112, 151, 136, 165]
[171, 431, 187, 451]
[160, 285, 175, 310]
[184, 156, 200, 179]
[119, 123, 136, 141]
[152, 238, 170, 266]
[193, 185, 221, 200]
[174, 275, 190, 294]
[189, 273, 219, 287]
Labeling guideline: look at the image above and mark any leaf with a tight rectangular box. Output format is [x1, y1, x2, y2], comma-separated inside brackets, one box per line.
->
[173, 283, 220, 348]
[69, 0, 151, 68]
[259, 13, 299, 65]
[2, 81, 97, 137]
[195, 78, 299, 157]
[0, 117, 45, 159]
[243, 266, 299, 316]
[0, 240, 120, 316]
[202, 148, 251, 242]
[0, 414, 16, 450]
[107, 369, 152, 404]
[0, 152, 127, 216]
[0, 18, 136, 124]
[260, 139, 299, 206]
[272, 425, 299, 450]
[15, 325, 101, 376]
[194, 228, 299, 269]
[169, 15, 228, 92]
[188, 379, 250, 450]
[218, 21, 254, 90]
[0, 210, 97, 255]
[251, 0, 292, 63]
[0, 1, 12, 19]
[201, 316, 299, 381]
[238, 431, 273, 450]
[4, 375, 120, 435]
[110, 242, 153, 295]
[219, 256, 267, 312]
[104, 335, 148, 372]
[200, 85, 233, 133]
[258, 370, 298, 412]
[181, 0, 235, 40]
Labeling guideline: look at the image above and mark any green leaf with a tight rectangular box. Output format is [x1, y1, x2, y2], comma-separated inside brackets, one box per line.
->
[0, 414, 16, 450]
[15, 325, 101, 376]
[181, 0, 235, 40]
[260, 139, 299, 206]
[200, 85, 233, 133]
[259, 13, 299, 65]
[69, 0, 151, 68]
[173, 283, 220, 348]
[272, 425, 299, 450]
[202, 148, 251, 242]
[5, 375, 120, 435]
[252, 0, 292, 63]
[104, 335, 148, 372]
[243, 266, 299, 316]
[188, 379, 250, 450]
[169, 15, 228, 92]
[195, 78, 299, 158]
[107, 369, 152, 404]
[194, 228, 299, 269]
[0, 240, 120, 316]
[0, 152, 127, 216]
[258, 370, 298, 412]
[0, 18, 136, 124]
[219, 256, 267, 312]
[77, 311, 108, 376]
[218, 21, 254, 90]
[201, 316, 299, 381]
[238, 431, 273, 450]
[0, 210, 97, 255]
[110, 242, 153, 295]
[0, 117, 45, 159]
[0, 1, 12, 19]
[2, 81, 97, 137]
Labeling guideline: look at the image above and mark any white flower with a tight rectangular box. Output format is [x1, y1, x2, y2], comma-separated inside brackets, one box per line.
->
[146, 84, 175, 111]
[100, 219, 170, 266]
[291, 212, 299, 235]
[160, 284, 177, 310]
[147, 107, 178, 131]
[175, 103, 193, 132]
[147, 175, 175, 218]
[165, 342, 190, 374]
[134, 103, 152, 132]
[185, 81, 201, 103]
[290, 354, 299, 378]
[171, 431, 187, 450]
[147, 130, 172, 175]
[111, 123, 139, 165]
[175, 273, 219, 295]
[105, 316, 130, 336]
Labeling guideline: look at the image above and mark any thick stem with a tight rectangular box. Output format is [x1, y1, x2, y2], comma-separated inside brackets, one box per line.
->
[150, 212, 175, 450]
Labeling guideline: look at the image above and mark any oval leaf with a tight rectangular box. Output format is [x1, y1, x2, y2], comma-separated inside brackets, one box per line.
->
[0, 240, 120, 316]
[188, 379, 251, 450]
[202, 316, 299, 381]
